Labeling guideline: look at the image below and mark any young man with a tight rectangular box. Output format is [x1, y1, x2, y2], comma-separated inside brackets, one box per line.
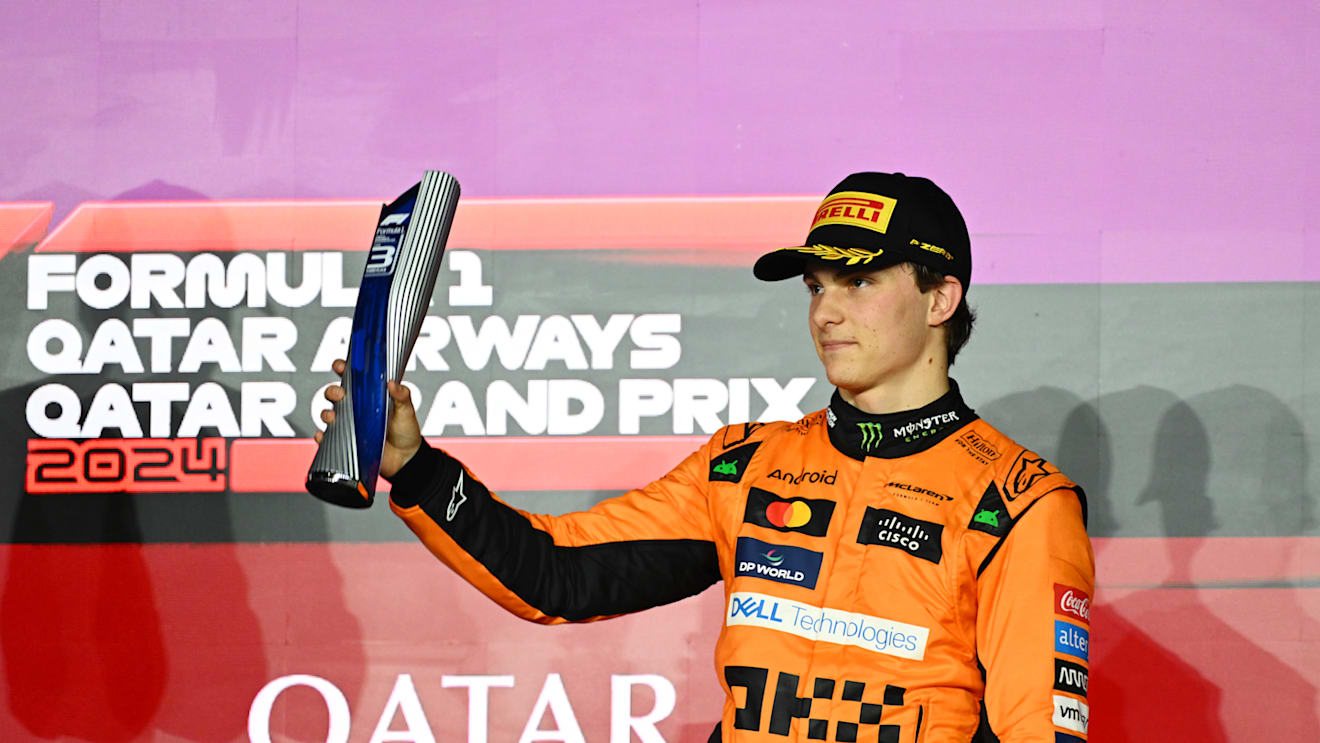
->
[319, 172, 1094, 742]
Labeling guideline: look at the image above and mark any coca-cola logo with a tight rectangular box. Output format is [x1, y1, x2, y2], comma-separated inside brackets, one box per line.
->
[1054, 583, 1091, 622]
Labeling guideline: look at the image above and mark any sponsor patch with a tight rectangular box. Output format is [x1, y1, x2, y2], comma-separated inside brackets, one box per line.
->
[722, 666, 905, 740]
[856, 508, 944, 564]
[744, 488, 835, 536]
[767, 467, 838, 486]
[1054, 658, 1089, 697]
[710, 441, 761, 483]
[446, 470, 467, 522]
[890, 410, 961, 442]
[857, 421, 884, 452]
[726, 591, 928, 660]
[1053, 694, 1089, 735]
[968, 482, 1011, 537]
[1055, 620, 1089, 661]
[810, 191, 898, 233]
[955, 429, 1002, 464]
[1004, 451, 1059, 500]
[886, 481, 952, 505]
[1055, 584, 1091, 624]
[734, 537, 824, 589]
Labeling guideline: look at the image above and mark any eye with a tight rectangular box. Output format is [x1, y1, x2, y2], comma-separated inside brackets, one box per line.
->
[850, 276, 870, 289]
[804, 282, 823, 295]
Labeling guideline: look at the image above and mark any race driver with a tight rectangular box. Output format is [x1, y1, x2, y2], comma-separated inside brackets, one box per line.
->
[318, 172, 1094, 742]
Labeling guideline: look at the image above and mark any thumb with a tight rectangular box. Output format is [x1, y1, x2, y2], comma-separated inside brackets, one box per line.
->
[388, 381, 416, 417]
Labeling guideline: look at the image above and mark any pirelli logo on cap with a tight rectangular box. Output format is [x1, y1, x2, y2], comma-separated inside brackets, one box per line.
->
[811, 191, 898, 234]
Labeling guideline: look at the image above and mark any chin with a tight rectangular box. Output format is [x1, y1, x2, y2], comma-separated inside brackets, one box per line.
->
[823, 368, 861, 393]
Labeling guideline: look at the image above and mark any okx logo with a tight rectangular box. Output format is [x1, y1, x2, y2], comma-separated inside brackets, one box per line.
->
[744, 488, 835, 537]
[723, 665, 909, 741]
[857, 422, 883, 451]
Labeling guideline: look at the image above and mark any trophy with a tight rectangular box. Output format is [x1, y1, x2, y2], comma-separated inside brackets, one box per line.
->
[306, 170, 460, 507]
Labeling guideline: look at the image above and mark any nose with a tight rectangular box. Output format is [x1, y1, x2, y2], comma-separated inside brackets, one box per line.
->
[810, 285, 844, 330]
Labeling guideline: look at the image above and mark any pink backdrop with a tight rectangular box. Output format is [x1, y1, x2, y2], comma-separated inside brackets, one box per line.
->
[2, 1, 1317, 741]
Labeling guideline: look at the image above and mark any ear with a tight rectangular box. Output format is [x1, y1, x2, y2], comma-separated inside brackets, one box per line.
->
[927, 276, 963, 327]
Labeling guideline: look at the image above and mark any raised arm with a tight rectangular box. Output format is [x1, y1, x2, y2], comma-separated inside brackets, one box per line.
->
[316, 359, 722, 624]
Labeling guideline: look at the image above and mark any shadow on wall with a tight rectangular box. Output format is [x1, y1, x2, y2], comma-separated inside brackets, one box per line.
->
[979, 383, 1318, 742]
[0, 182, 364, 742]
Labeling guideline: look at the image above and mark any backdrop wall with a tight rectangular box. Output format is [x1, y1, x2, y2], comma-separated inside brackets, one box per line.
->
[1, 1, 1316, 741]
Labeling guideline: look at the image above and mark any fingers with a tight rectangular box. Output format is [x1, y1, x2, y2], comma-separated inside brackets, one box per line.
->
[315, 359, 348, 443]
[388, 381, 412, 403]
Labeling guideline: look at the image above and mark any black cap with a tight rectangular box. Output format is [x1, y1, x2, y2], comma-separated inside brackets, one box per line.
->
[753, 172, 971, 290]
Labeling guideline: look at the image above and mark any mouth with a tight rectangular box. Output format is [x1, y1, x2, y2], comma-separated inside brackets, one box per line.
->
[819, 339, 854, 352]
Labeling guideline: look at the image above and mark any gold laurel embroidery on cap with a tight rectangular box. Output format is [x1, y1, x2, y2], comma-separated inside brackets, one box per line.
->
[792, 244, 884, 266]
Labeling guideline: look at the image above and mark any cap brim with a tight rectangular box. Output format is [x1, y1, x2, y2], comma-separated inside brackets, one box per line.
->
[752, 245, 896, 281]
[753, 247, 812, 281]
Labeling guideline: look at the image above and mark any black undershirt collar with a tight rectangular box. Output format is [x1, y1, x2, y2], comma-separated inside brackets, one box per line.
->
[825, 378, 978, 460]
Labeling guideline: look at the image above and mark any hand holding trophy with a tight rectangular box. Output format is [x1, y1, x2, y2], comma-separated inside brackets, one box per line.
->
[306, 171, 460, 508]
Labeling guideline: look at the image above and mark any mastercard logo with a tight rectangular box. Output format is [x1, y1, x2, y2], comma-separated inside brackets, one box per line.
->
[744, 488, 834, 536]
[765, 500, 813, 528]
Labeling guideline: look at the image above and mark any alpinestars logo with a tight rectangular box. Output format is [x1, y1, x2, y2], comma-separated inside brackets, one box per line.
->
[1007, 453, 1053, 498]
[446, 470, 467, 522]
[857, 422, 883, 451]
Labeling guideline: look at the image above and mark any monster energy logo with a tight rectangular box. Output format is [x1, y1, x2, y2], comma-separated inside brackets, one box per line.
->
[858, 422, 884, 451]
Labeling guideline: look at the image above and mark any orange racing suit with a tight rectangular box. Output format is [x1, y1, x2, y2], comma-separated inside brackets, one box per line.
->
[387, 381, 1093, 742]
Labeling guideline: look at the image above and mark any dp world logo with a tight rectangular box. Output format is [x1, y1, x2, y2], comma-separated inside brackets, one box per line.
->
[858, 422, 883, 451]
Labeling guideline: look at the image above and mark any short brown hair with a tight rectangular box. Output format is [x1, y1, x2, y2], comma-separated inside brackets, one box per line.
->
[910, 263, 975, 365]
